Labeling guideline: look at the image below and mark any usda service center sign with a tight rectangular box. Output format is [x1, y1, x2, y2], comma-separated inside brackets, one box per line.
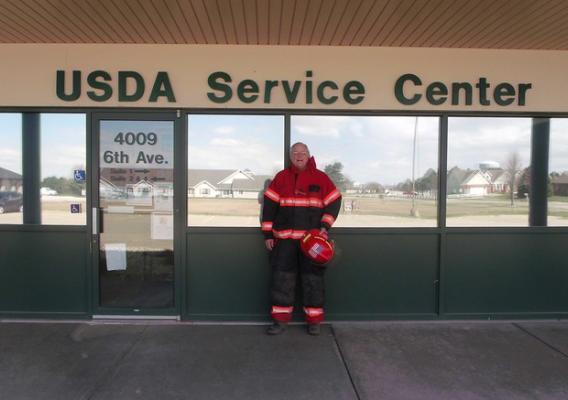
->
[1, 44, 566, 111]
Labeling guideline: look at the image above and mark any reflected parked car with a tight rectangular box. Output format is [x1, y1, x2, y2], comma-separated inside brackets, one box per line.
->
[0, 191, 23, 213]
[40, 187, 58, 196]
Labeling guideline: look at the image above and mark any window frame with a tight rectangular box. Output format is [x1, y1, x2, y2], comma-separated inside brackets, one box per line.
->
[0, 107, 566, 234]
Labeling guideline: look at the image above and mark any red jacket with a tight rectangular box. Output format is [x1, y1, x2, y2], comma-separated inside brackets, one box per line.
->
[261, 157, 342, 240]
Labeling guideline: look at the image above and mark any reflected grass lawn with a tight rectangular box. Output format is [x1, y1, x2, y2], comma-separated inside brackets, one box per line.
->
[186, 196, 537, 219]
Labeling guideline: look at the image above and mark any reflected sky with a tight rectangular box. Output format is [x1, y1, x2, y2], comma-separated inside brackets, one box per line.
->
[0, 113, 22, 174]
[188, 115, 284, 175]
[292, 116, 439, 185]
[448, 117, 531, 171]
[550, 119, 568, 173]
[41, 114, 86, 178]
[2, 114, 568, 182]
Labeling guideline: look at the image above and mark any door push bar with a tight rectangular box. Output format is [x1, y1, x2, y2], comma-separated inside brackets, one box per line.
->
[92, 207, 104, 235]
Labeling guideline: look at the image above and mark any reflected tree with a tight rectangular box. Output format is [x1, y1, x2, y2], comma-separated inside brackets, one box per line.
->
[363, 181, 384, 194]
[505, 152, 522, 206]
[324, 162, 352, 191]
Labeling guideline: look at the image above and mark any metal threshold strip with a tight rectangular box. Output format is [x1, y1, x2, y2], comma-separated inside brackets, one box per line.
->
[92, 315, 180, 321]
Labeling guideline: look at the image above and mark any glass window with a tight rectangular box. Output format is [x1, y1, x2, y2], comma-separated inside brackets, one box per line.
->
[40, 114, 87, 225]
[187, 115, 285, 226]
[549, 118, 568, 226]
[447, 117, 531, 226]
[0, 114, 22, 225]
[291, 116, 439, 227]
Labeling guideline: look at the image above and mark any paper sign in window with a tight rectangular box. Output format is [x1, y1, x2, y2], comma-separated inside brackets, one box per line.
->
[105, 243, 127, 271]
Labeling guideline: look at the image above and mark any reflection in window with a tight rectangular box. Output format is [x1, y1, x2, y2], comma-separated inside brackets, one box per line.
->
[447, 117, 531, 226]
[187, 115, 285, 226]
[549, 119, 568, 226]
[0, 114, 22, 225]
[291, 116, 439, 227]
[40, 114, 87, 225]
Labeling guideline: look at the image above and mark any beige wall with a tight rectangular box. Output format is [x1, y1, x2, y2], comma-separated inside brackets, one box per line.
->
[0, 44, 566, 112]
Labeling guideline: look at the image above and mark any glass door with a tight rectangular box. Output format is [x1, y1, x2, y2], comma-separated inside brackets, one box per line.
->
[93, 114, 177, 314]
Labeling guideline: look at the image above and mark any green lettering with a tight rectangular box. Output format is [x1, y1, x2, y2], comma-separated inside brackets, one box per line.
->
[317, 81, 339, 104]
[264, 80, 278, 103]
[237, 79, 259, 103]
[426, 82, 447, 105]
[282, 80, 302, 103]
[476, 77, 491, 106]
[56, 70, 81, 101]
[118, 71, 145, 102]
[395, 74, 422, 105]
[343, 81, 365, 105]
[518, 83, 532, 106]
[306, 71, 313, 104]
[207, 71, 232, 103]
[451, 82, 473, 105]
[87, 70, 112, 102]
[149, 72, 176, 102]
[494, 83, 516, 106]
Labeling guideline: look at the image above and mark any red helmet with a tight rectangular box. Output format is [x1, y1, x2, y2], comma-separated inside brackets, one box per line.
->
[300, 229, 335, 266]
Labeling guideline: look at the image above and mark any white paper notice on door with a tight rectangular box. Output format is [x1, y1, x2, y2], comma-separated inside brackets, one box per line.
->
[105, 243, 127, 271]
[151, 212, 173, 240]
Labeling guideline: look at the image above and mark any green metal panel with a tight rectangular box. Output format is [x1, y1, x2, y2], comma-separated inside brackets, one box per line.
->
[0, 231, 88, 315]
[444, 232, 568, 315]
[186, 230, 270, 320]
[326, 232, 439, 318]
[185, 230, 439, 320]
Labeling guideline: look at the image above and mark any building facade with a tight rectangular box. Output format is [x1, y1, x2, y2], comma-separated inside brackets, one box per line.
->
[0, 1, 567, 321]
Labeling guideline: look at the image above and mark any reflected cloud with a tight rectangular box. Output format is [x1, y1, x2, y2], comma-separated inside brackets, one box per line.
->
[0, 148, 22, 174]
[448, 117, 531, 170]
[214, 126, 236, 135]
[210, 138, 242, 146]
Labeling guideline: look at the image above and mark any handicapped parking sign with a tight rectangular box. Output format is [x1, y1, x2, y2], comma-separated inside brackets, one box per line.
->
[70, 203, 82, 214]
[74, 169, 86, 183]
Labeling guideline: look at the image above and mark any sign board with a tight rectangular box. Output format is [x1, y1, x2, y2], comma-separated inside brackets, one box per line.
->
[74, 169, 86, 183]
[1, 44, 568, 112]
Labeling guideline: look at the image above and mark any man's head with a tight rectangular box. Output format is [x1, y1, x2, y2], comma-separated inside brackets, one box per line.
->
[290, 142, 310, 171]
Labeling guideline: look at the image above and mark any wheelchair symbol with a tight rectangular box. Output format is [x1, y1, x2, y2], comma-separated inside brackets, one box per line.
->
[74, 170, 86, 183]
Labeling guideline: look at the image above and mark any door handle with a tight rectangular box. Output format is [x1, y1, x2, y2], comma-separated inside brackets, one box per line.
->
[92, 207, 104, 234]
[92, 207, 98, 235]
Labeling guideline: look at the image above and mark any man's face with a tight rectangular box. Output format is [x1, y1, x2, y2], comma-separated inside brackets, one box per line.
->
[291, 144, 310, 171]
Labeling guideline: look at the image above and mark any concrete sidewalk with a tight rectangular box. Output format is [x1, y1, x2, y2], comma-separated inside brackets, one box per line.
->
[1, 320, 568, 400]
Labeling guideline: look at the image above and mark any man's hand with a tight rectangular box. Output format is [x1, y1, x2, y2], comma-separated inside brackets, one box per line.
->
[319, 227, 328, 239]
[265, 239, 275, 251]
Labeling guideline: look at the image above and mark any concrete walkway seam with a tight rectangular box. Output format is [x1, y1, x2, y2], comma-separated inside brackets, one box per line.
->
[512, 323, 568, 360]
[82, 325, 148, 400]
[330, 324, 362, 400]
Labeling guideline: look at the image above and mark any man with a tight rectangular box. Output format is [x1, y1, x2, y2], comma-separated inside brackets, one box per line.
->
[261, 142, 341, 335]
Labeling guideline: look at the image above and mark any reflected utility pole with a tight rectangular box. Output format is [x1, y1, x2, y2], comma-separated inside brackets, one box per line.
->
[410, 117, 420, 217]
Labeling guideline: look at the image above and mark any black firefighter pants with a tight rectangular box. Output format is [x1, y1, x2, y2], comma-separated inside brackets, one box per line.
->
[269, 238, 326, 322]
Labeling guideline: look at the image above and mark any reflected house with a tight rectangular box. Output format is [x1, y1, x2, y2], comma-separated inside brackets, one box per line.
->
[0, 166, 22, 193]
[551, 175, 568, 196]
[449, 164, 518, 196]
[486, 169, 510, 193]
[460, 170, 492, 196]
[99, 177, 123, 199]
[188, 169, 272, 199]
[100, 168, 174, 187]
[126, 180, 153, 200]
[99, 168, 173, 200]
